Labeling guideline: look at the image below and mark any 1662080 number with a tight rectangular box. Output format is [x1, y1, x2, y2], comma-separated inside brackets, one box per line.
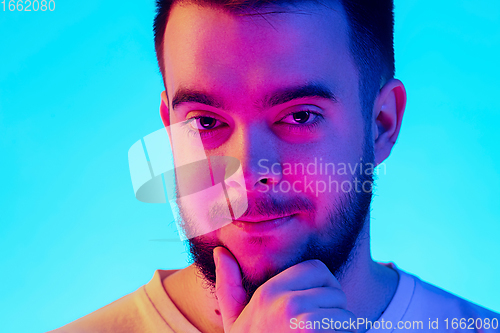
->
[2, 0, 55, 11]
[444, 317, 499, 330]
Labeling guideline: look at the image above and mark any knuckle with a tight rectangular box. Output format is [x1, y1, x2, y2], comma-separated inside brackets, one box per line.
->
[346, 309, 357, 321]
[332, 288, 347, 308]
[253, 284, 273, 306]
[308, 259, 327, 270]
[297, 312, 316, 324]
[281, 294, 303, 317]
[307, 260, 331, 277]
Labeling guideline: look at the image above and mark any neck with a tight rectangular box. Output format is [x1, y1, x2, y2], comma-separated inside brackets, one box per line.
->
[163, 217, 399, 333]
[338, 219, 399, 333]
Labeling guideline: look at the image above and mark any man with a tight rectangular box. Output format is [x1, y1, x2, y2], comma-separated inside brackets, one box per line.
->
[52, 0, 499, 332]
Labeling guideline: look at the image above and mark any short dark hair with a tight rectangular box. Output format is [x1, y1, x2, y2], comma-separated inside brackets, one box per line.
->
[153, 0, 394, 124]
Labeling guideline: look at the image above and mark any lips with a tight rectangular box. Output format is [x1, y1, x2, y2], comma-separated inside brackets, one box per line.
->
[235, 214, 294, 223]
[232, 214, 296, 233]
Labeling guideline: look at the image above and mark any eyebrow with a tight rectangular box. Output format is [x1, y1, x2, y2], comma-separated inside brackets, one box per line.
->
[262, 83, 337, 108]
[171, 88, 224, 110]
[170, 83, 336, 111]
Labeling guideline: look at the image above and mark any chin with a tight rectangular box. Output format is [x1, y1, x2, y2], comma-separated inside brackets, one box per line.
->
[227, 234, 310, 279]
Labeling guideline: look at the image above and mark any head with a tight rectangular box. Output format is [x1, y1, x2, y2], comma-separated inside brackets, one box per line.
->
[154, 0, 406, 300]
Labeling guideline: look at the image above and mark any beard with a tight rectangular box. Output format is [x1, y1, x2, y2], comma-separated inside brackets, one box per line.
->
[180, 139, 374, 304]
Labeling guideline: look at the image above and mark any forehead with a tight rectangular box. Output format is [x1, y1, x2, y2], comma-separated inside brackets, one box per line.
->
[163, 1, 357, 108]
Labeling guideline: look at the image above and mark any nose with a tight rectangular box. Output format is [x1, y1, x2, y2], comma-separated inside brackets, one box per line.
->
[224, 123, 282, 193]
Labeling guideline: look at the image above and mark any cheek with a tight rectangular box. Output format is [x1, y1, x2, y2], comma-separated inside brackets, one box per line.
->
[280, 141, 361, 194]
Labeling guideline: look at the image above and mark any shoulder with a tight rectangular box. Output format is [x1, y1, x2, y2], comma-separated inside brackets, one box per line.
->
[401, 268, 500, 332]
[49, 270, 180, 333]
[49, 286, 155, 333]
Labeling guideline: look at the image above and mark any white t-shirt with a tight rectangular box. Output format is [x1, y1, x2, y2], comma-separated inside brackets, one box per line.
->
[364, 263, 499, 332]
[50, 263, 500, 332]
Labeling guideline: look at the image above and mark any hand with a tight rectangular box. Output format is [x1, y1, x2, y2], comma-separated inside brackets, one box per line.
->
[213, 247, 357, 332]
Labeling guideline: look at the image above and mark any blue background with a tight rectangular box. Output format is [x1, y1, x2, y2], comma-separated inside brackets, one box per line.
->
[0, 0, 499, 331]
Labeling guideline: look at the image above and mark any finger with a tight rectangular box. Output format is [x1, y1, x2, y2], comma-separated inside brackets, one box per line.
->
[265, 260, 341, 292]
[279, 287, 348, 317]
[214, 246, 246, 333]
[295, 308, 358, 333]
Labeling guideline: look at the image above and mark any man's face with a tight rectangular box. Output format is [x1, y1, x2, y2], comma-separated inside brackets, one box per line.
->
[162, 1, 372, 296]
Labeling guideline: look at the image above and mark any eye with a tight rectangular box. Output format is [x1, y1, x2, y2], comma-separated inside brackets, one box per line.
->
[280, 110, 320, 125]
[292, 111, 310, 123]
[188, 116, 224, 130]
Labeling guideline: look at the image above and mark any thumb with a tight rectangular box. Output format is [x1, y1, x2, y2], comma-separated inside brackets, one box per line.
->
[214, 246, 246, 333]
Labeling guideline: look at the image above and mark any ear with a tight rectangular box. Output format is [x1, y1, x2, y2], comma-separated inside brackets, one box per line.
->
[160, 91, 170, 128]
[372, 79, 407, 166]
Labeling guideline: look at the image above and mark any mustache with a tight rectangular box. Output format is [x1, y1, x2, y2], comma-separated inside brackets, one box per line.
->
[209, 193, 316, 220]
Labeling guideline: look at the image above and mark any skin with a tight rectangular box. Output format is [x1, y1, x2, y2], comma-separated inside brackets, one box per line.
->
[159, 1, 406, 332]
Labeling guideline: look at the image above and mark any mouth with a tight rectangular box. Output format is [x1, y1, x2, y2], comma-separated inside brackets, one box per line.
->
[232, 214, 296, 233]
